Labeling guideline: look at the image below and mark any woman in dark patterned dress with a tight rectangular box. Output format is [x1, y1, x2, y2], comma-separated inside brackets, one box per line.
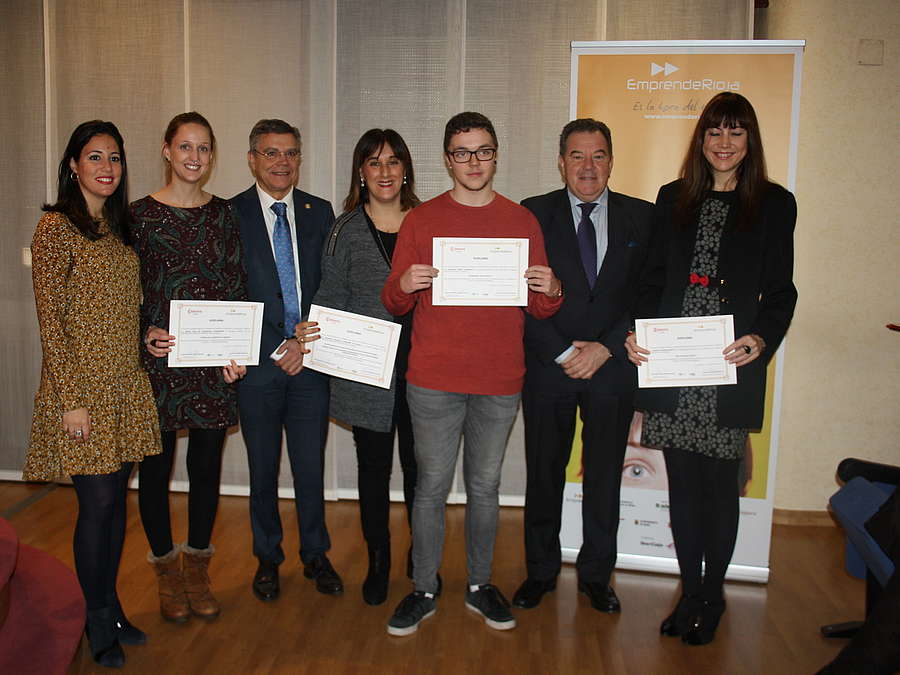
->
[132, 112, 247, 623]
[626, 93, 798, 645]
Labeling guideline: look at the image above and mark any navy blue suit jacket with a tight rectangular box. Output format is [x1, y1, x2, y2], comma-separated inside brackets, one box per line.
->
[521, 188, 653, 395]
[231, 185, 335, 387]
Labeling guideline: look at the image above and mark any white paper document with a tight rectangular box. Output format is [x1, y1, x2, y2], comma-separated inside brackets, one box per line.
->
[636, 315, 737, 388]
[431, 237, 529, 306]
[168, 300, 264, 367]
[303, 305, 401, 389]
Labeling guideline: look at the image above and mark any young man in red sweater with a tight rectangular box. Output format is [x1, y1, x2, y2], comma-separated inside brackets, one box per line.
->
[381, 112, 563, 636]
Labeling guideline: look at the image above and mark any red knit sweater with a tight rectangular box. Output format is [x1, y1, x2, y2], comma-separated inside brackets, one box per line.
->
[381, 191, 562, 395]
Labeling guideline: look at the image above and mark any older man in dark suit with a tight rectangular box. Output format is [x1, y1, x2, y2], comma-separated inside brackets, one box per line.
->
[231, 119, 341, 601]
[514, 119, 653, 613]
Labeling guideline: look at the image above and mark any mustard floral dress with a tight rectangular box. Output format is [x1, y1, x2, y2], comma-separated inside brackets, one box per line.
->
[24, 212, 161, 480]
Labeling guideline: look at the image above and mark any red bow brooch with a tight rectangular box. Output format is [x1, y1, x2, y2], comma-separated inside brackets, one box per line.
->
[689, 273, 710, 287]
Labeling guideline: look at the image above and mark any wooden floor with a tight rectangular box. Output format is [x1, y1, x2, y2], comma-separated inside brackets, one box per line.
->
[2, 481, 857, 674]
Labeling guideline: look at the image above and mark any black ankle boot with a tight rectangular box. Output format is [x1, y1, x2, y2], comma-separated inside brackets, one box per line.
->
[86, 607, 126, 668]
[660, 594, 702, 637]
[112, 599, 147, 645]
[363, 548, 391, 606]
[682, 599, 726, 646]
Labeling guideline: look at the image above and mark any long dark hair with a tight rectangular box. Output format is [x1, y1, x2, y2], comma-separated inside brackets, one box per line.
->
[344, 129, 420, 213]
[43, 120, 131, 242]
[163, 111, 216, 184]
[676, 93, 769, 230]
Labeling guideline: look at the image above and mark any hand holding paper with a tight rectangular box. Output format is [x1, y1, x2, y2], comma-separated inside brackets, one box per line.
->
[635, 315, 737, 388]
[167, 300, 264, 368]
[303, 305, 401, 389]
[431, 237, 529, 306]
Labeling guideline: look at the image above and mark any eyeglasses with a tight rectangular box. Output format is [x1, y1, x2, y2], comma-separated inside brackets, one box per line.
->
[446, 147, 496, 163]
[253, 148, 302, 162]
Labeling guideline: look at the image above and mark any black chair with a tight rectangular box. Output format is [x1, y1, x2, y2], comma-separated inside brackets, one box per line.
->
[821, 458, 898, 638]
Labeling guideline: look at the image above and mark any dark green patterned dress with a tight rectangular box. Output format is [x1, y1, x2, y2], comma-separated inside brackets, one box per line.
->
[641, 192, 749, 460]
[130, 196, 247, 430]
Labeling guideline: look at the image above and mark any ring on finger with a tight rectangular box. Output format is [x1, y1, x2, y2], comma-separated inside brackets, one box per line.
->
[743, 345, 752, 354]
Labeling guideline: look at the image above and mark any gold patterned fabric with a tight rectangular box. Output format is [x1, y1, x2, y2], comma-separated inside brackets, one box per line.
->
[24, 212, 161, 480]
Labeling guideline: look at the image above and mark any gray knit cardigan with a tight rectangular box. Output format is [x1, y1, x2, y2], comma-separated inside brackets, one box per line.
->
[311, 206, 402, 432]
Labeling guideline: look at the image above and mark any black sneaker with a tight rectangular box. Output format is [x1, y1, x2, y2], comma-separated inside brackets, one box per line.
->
[386, 591, 436, 636]
[465, 584, 516, 630]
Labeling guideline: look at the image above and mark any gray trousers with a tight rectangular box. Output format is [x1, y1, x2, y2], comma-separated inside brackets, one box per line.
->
[407, 383, 520, 593]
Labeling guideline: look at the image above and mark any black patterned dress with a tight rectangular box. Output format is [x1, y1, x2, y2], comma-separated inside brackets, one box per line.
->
[130, 196, 247, 430]
[641, 192, 748, 460]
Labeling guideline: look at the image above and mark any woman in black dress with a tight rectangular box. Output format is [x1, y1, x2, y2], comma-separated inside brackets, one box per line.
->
[132, 112, 246, 623]
[626, 93, 798, 645]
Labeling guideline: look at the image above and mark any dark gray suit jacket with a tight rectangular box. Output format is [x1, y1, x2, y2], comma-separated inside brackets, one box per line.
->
[521, 188, 654, 395]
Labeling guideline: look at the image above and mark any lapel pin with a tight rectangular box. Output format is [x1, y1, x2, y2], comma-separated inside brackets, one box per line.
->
[304, 203, 311, 209]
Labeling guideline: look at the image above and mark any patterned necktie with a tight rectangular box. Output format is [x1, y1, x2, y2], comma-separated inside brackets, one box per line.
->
[271, 202, 300, 337]
[577, 202, 598, 287]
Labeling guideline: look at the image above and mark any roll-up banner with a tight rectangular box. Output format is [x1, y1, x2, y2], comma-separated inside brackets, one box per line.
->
[560, 41, 804, 583]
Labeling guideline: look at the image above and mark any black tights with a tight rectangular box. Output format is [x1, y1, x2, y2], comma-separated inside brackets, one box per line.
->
[664, 447, 741, 602]
[352, 380, 417, 550]
[138, 428, 226, 557]
[71, 463, 133, 611]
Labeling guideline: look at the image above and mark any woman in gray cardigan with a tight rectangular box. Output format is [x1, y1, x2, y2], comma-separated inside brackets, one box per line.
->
[311, 129, 420, 606]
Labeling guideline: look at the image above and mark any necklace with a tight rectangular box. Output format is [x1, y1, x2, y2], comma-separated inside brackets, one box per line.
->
[364, 205, 400, 266]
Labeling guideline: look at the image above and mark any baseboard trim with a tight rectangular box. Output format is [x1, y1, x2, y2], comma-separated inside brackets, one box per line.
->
[773, 507, 836, 527]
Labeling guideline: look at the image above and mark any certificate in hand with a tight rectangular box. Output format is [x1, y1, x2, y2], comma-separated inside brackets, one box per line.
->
[303, 304, 401, 389]
[636, 315, 737, 389]
[431, 237, 529, 306]
[168, 300, 264, 368]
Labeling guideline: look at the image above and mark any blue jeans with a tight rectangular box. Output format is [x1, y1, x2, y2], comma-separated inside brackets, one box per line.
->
[407, 383, 520, 593]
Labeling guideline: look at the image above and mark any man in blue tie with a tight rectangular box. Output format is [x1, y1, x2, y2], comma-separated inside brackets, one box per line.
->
[231, 119, 342, 602]
[514, 119, 653, 613]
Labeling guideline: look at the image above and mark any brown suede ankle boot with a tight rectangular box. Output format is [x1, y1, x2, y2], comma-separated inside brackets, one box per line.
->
[148, 546, 190, 623]
[182, 544, 220, 620]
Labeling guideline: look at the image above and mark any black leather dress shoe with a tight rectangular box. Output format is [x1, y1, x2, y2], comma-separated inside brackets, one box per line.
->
[303, 555, 344, 595]
[577, 581, 621, 613]
[512, 578, 557, 609]
[253, 560, 280, 602]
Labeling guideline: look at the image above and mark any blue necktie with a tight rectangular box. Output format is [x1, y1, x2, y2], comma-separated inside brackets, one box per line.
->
[577, 202, 598, 287]
[271, 202, 300, 337]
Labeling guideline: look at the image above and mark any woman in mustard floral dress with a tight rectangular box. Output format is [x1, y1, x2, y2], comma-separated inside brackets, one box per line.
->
[25, 120, 162, 668]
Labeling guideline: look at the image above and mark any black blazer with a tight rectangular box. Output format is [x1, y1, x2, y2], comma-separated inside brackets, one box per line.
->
[634, 179, 798, 429]
[230, 185, 334, 387]
[522, 188, 654, 394]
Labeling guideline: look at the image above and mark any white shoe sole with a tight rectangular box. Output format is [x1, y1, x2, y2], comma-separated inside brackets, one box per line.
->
[465, 601, 516, 630]
[386, 608, 436, 636]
